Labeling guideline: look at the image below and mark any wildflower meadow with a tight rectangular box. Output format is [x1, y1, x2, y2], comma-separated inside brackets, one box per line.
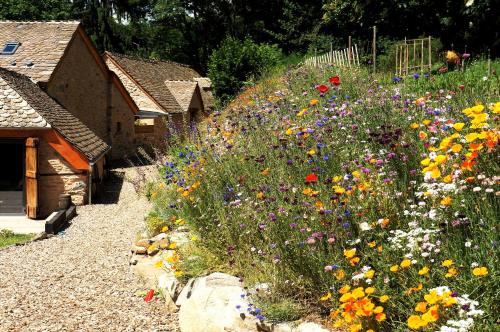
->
[147, 60, 499, 331]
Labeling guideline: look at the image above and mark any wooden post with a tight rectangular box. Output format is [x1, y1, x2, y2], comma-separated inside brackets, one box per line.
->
[428, 36, 432, 71]
[25, 137, 39, 219]
[372, 26, 377, 73]
[406, 41, 409, 75]
[421, 39, 424, 73]
[395, 44, 398, 75]
[314, 48, 317, 68]
[413, 39, 416, 72]
[348, 35, 352, 66]
[330, 42, 333, 64]
[355, 44, 360, 66]
[399, 44, 403, 76]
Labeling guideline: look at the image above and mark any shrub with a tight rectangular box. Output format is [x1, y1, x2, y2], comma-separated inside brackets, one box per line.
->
[208, 36, 282, 102]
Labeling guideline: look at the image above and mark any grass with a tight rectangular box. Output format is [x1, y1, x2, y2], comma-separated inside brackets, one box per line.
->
[0, 229, 33, 248]
[148, 59, 499, 331]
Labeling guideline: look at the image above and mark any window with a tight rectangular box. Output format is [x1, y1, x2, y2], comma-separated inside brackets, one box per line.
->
[1, 42, 20, 55]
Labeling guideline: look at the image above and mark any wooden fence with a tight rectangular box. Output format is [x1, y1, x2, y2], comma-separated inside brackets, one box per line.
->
[395, 37, 432, 76]
[304, 44, 360, 68]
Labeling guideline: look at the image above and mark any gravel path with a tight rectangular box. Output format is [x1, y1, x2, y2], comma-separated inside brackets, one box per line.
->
[0, 167, 178, 332]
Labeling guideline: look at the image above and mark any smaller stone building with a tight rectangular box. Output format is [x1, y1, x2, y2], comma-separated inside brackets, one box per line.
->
[103, 52, 214, 147]
[0, 68, 109, 218]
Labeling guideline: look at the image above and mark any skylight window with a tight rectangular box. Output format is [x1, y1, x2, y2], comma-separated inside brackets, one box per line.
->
[1, 42, 20, 55]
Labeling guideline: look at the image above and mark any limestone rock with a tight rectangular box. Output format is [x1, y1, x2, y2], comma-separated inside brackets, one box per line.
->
[135, 238, 151, 249]
[273, 322, 329, 332]
[178, 272, 261, 332]
[130, 245, 147, 255]
[155, 238, 170, 250]
[147, 243, 160, 256]
[168, 231, 190, 247]
[150, 232, 168, 242]
[158, 272, 181, 301]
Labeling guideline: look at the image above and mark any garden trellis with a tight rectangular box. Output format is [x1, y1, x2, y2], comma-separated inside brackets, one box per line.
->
[304, 44, 360, 68]
[395, 37, 433, 76]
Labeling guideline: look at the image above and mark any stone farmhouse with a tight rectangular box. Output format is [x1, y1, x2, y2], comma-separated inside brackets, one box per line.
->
[0, 21, 212, 220]
[103, 52, 213, 146]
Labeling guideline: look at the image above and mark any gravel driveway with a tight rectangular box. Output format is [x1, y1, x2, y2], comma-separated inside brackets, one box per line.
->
[0, 167, 178, 332]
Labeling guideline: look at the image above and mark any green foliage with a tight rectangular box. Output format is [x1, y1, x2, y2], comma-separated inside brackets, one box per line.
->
[208, 37, 283, 102]
[0, 229, 33, 248]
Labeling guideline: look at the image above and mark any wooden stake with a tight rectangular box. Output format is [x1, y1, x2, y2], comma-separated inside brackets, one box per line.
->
[355, 44, 360, 66]
[428, 36, 432, 72]
[372, 26, 377, 73]
[421, 39, 424, 73]
[395, 44, 398, 75]
[348, 36, 352, 66]
[413, 39, 416, 72]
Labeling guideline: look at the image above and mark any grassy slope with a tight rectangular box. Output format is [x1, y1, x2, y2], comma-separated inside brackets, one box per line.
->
[149, 60, 499, 331]
[0, 230, 33, 248]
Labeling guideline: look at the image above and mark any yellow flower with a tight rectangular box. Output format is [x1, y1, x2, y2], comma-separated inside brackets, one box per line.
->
[349, 257, 360, 266]
[400, 259, 412, 268]
[339, 285, 351, 294]
[408, 315, 424, 329]
[390, 265, 399, 272]
[256, 191, 265, 199]
[285, 128, 293, 135]
[451, 144, 462, 153]
[422, 119, 432, 126]
[368, 241, 376, 248]
[465, 133, 479, 143]
[320, 292, 332, 301]
[410, 123, 419, 129]
[365, 287, 375, 294]
[339, 292, 353, 303]
[154, 260, 164, 268]
[440, 196, 452, 206]
[351, 287, 365, 299]
[307, 149, 316, 156]
[261, 168, 270, 176]
[443, 174, 453, 183]
[310, 99, 319, 106]
[424, 291, 440, 305]
[418, 266, 430, 275]
[373, 306, 384, 314]
[472, 266, 488, 277]
[365, 270, 375, 279]
[344, 248, 357, 258]
[435, 155, 447, 164]
[422, 305, 439, 323]
[168, 242, 177, 249]
[445, 267, 458, 278]
[161, 226, 169, 233]
[375, 313, 386, 322]
[349, 323, 362, 332]
[442, 259, 454, 267]
[335, 268, 346, 280]
[453, 122, 465, 131]
[333, 186, 346, 194]
[415, 302, 427, 313]
[174, 270, 184, 277]
[379, 295, 389, 303]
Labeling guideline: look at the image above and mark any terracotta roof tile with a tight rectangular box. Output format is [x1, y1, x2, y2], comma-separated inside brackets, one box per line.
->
[0, 21, 80, 82]
[0, 68, 109, 162]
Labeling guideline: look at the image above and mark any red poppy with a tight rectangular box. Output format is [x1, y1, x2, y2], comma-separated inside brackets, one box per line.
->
[305, 173, 318, 183]
[458, 84, 465, 90]
[329, 76, 341, 86]
[144, 289, 155, 302]
[317, 85, 329, 93]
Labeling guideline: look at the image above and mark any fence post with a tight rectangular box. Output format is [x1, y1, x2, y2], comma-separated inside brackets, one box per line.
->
[372, 26, 377, 73]
[428, 36, 432, 72]
[355, 44, 360, 66]
[348, 36, 352, 66]
[395, 44, 398, 76]
[421, 39, 424, 73]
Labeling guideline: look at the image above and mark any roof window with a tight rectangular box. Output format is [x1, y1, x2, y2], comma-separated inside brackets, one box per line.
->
[1, 42, 20, 55]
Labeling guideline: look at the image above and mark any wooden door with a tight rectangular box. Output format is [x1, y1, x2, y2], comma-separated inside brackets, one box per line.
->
[25, 137, 39, 219]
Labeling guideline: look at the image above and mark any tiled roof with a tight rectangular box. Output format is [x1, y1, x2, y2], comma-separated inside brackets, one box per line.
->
[0, 68, 109, 162]
[0, 21, 80, 82]
[164, 80, 198, 111]
[105, 52, 214, 112]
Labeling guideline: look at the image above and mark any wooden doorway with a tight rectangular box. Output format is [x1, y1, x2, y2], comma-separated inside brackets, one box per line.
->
[0, 139, 25, 215]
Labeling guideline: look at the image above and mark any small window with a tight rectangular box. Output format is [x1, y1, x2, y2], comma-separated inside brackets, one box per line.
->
[1, 42, 20, 55]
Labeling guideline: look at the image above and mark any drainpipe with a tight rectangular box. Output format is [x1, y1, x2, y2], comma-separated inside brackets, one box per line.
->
[88, 163, 93, 205]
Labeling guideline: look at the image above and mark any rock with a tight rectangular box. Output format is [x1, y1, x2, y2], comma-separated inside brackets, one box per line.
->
[130, 245, 147, 255]
[168, 231, 190, 247]
[155, 238, 170, 250]
[178, 272, 262, 332]
[164, 293, 179, 313]
[150, 232, 168, 242]
[157, 273, 181, 301]
[135, 238, 151, 248]
[147, 243, 160, 256]
[273, 322, 329, 332]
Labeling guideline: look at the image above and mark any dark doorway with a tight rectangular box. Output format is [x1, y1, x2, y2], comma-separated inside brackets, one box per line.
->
[0, 139, 25, 215]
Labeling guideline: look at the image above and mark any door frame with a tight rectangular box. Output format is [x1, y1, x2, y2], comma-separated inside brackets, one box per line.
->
[0, 138, 26, 216]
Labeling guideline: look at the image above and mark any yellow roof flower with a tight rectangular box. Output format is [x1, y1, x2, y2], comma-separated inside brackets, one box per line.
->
[285, 128, 294, 135]
[410, 123, 419, 129]
[440, 196, 453, 206]
[365, 287, 375, 294]
[375, 313, 386, 322]
[418, 266, 430, 275]
[320, 292, 332, 301]
[451, 143, 462, 153]
[472, 266, 488, 277]
[415, 302, 427, 313]
[351, 287, 365, 299]
[339, 284, 351, 294]
[307, 149, 316, 156]
[465, 132, 479, 142]
[445, 267, 458, 278]
[364, 269, 375, 279]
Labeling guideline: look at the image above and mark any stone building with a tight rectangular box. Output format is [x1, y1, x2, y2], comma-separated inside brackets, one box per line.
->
[0, 21, 138, 161]
[103, 52, 213, 146]
[0, 68, 108, 218]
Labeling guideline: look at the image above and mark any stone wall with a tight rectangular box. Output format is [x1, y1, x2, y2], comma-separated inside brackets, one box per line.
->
[47, 33, 110, 144]
[110, 80, 137, 160]
[38, 139, 88, 217]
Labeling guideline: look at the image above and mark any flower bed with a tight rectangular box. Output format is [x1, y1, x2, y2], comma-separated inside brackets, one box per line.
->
[148, 61, 499, 331]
